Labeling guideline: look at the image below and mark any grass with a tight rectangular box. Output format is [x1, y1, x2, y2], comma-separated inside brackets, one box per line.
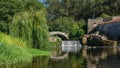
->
[26, 48, 50, 57]
[0, 32, 50, 65]
[0, 43, 32, 65]
[0, 33, 26, 48]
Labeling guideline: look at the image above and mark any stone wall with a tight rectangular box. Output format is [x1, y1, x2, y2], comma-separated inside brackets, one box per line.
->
[49, 37, 57, 42]
[86, 34, 117, 46]
[87, 18, 103, 33]
[88, 16, 120, 40]
[97, 22, 120, 40]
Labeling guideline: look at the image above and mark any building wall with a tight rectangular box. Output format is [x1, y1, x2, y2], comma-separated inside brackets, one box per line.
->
[97, 22, 120, 40]
[88, 16, 120, 40]
[87, 18, 103, 33]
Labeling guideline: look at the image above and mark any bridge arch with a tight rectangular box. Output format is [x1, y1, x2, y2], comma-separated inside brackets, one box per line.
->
[49, 31, 69, 40]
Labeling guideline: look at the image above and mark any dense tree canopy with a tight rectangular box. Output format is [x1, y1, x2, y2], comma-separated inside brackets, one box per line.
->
[46, 0, 120, 21]
[49, 16, 73, 32]
[1, 0, 120, 41]
[0, 0, 44, 33]
[0, 0, 50, 49]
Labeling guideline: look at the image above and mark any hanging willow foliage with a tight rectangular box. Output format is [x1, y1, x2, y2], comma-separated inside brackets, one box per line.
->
[9, 9, 50, 50]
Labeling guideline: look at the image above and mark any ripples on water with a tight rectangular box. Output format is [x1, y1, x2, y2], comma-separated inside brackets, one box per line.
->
[0, 41, 120, 68]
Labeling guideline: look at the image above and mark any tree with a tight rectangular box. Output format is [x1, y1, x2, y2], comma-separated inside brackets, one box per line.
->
[49, 16, 73, 32]
[46, 0, 120, 21]
[0, 0, 50, 50]
[10, 9, 50, 50]
[0, 0, 44, 33]
[69, 19, 86, 40]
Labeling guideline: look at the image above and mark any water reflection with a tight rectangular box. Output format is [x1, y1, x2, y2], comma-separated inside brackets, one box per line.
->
[83, 46, 120, 68]
[48, 54, 84, 68]
[0, 44, 120, 68]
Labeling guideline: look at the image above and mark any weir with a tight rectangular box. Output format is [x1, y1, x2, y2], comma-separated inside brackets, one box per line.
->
[62, 41, 82, 52]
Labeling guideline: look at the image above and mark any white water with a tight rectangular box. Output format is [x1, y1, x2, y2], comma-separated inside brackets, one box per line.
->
[61, 41, 82, 52]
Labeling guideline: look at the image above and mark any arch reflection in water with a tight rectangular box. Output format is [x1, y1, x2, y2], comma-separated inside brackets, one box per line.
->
[61, 41, 82, 52]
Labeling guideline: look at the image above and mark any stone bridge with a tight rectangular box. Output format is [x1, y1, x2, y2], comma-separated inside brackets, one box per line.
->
[49, 31, 69, 40]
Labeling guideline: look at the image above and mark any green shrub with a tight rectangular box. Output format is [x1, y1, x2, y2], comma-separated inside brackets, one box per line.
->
[0, 33, 26, 48]
[76, 29, 85, 37]
[100, 13, 110, 18]
[0, 33, 50, 65]
[0, 43, 32, 65]
[69, 30, 78, 38]
[0, 33, 32, 65]
[69, 29, 85, 40]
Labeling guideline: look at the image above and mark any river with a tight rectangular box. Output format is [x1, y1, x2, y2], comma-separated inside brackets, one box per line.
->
[0, 41, 120, 68]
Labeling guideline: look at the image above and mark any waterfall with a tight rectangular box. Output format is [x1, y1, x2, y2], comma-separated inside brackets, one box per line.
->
[61, 41, 82, 52]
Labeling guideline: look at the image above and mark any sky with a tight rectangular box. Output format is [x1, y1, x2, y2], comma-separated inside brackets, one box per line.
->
[39, 0, 46, 2]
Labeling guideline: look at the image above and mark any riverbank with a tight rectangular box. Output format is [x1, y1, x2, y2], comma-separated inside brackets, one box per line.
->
[26, 48, 50, 57]
[0, 44, 50, 64]
[0, 33, 50, 65]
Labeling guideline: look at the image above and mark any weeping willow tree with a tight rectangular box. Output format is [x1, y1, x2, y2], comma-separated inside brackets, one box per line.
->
[9, 9, 50, 50]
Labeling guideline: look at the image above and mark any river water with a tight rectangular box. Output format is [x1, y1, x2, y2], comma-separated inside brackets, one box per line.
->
[1, 41, 120, 68]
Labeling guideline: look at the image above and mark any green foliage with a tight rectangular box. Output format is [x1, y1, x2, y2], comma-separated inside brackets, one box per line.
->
[0, 33, 50, 65]
[69, 30, 78, 38]
[100, 13, 110, 18]
[75, 19, 87, 33]
[0, 21, 7, 32]
[0, 0, 44, 33]
[0, 33, 32, 65]
[0, 33, 26, 48]
[77, 19, 86, 28]
[69, 19, 86, 40]
[0, 0, 51, 66]
[48, 16, 86, 40]
[49, 16, 73, 32]
[69, 29, 84, 40]
[0, 43, 32, 65]
[51, 37, 62, 46]
[26, 48, 50, 57]
[9, 9, 50, 50]
[46, 0, 120, 21]
[0, 0, 50, 50]
[77, 29, 85, 37]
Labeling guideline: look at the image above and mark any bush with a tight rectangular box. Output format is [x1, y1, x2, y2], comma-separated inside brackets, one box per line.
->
[69, 29, 85, 40]
[100, 13, 110, 18]
[69, 19, 86, 40]
[69, 30, 78, 38]
[0, 33, 50, 65]
[0, 43, 32, 65]
[0, 33, 32, 65]
[77, 29, 85, 37]
[0, 33, 26, 48]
